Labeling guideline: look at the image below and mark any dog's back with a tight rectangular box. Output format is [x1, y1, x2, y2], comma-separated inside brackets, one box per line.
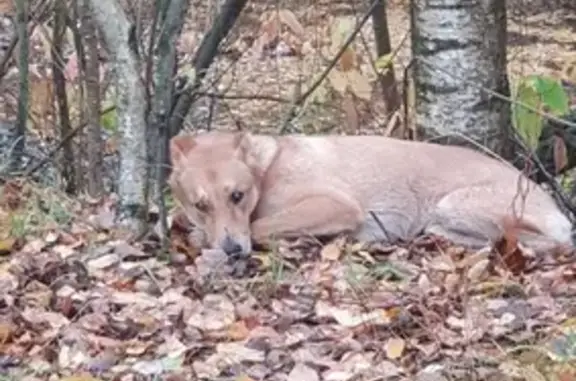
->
[262, 135, 573, 253]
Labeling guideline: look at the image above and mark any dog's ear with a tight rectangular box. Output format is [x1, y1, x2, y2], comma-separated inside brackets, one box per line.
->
[235, 132, 278, 176]
[170, 134, 196, 167]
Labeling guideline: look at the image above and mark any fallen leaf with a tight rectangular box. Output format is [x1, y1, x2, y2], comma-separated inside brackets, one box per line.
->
[321, 242, 342, 261]
[554, 135, 568, 174]
[494, 218, 529, 275]
[0, 238, 16, 255]
[227, 320, 251, 341]
[467, 259, 490, 281]
[0, 322, 14, 344]
[287, 362, 319, 381]
[385, 337, 406, 359]
[60, 376, 104, 381]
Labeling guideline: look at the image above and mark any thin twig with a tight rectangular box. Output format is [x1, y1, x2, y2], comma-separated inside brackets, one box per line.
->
[278, 0, 382, 134]
[23, 105, 116, 177]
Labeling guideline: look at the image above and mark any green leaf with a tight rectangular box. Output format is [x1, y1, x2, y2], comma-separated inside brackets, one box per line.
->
[375, 53, 393, 73]
[512, 78, 544, 151]
[525, 75, 570, 116]
[512, 75, 571, 151]
[100, 107, 118, 132]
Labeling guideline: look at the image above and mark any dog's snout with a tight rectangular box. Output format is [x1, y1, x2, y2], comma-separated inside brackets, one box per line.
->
[221, 236, 243, 256]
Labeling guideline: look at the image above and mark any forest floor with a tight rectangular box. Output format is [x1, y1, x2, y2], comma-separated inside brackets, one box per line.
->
[0, 1, 576, 380]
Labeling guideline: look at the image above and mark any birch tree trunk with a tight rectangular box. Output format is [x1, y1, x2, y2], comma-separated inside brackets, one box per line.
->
[88, 0, 148, 233]
[411, 0, 512, 159]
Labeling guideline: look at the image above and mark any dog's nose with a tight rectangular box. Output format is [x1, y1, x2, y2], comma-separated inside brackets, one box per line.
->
[221, 236, 243, 256]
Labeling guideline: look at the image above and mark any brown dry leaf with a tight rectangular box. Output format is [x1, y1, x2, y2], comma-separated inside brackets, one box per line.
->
[0, 322, 14, 344]
[227, 320, 251, 341]
[494, 220, 528, 275]
[553, 135, 568, 174]
[0, 238, 16, 255]
[320, 242, 342, 261]
[29, 77, 54, 129]
[384, 337, 406, 360]
[339, 46, 357, 72]
[0, 0, 14, 14]
[0, 180, 25, 210]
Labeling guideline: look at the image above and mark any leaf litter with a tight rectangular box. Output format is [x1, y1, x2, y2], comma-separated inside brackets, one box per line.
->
[1, 0, 576, 380]
[1, 180, 576, 381]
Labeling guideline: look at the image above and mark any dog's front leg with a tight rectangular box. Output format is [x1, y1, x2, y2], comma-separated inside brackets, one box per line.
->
[251, 191, 364, 244]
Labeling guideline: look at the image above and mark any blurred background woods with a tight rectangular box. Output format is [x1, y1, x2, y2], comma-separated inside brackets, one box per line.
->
[0, 0, 574, 233]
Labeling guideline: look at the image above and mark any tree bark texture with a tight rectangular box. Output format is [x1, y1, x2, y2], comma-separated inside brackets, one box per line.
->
[80, 0, 104, 197]
[11, 0, 28, 172]
[148, 0, 188, 198]
[52, 0, 76, 194]
[88, 0, 148, 232]
[371, 0, 400, 117]
[411, 0, 512, 159]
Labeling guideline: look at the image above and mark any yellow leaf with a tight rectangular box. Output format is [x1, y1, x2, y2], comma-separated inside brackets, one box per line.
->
[321, 243, 342, 261]
[384, 337, 405, 360]
[375, 53, 393, 72]
[236, 375, 256, 381]
[60, 375, 104, 381]
[253, 252, 272, 269]
[0, 237, 16, 255]
[227, 320, 250, 340]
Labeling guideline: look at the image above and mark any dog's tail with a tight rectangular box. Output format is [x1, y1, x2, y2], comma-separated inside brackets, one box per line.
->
[499, 215, 574, 256]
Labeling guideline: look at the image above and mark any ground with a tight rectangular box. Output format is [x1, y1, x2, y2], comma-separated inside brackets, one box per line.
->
[1, 0, 576, 380]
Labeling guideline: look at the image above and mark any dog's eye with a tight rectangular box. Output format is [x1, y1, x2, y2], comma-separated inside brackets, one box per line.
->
[194, 200, 209, 212]
[230, 190, 244, 204]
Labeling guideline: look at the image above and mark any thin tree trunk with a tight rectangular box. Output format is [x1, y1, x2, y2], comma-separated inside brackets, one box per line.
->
[411, 0, 512, 159]
[52, 0, 77, 193]
[371, 0, 400, 117]
[88, 0, 148, 233]
[11, 0, 28, 172]
[148, 0, 188, 248]
[80, 0, 104, 197]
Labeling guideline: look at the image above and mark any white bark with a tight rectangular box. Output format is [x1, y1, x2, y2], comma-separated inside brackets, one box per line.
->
[88, 0, 148, 232]
[411, 0, 511, 157]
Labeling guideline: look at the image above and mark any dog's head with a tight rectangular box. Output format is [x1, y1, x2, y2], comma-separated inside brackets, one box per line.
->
[168, 131, 278, 257]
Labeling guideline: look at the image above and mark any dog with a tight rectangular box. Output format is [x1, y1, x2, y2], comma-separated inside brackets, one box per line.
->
[168, 131, 574, 257]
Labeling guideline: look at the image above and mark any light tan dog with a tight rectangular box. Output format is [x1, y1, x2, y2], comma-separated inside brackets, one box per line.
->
[168, 131, 574, 257]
